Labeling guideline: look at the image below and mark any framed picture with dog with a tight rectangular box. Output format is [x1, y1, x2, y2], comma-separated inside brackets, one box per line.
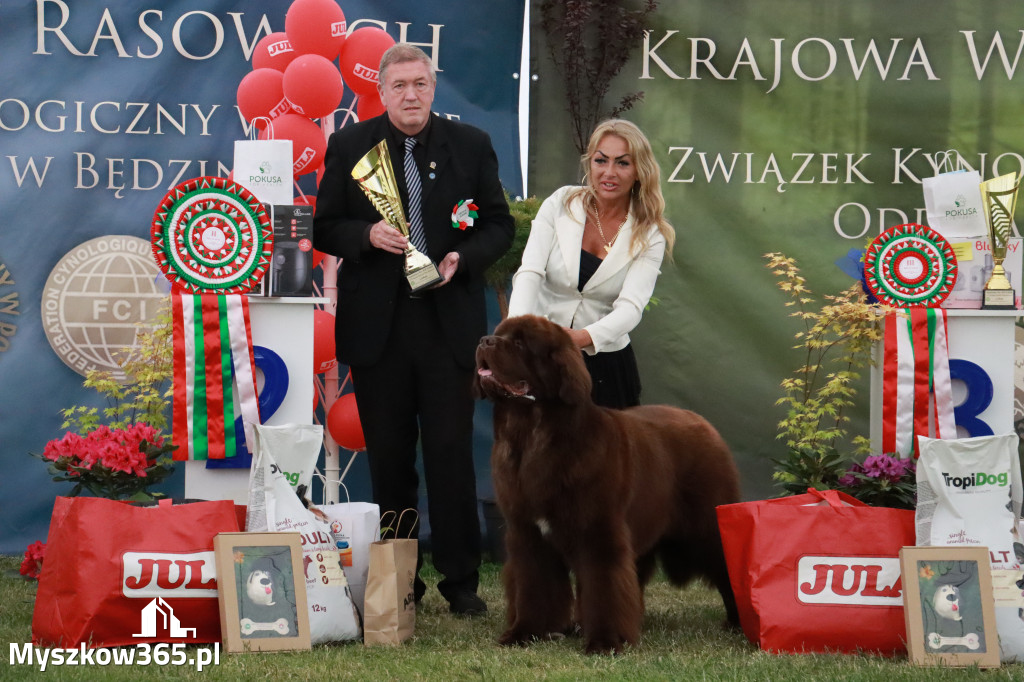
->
[213, 532, 311, 653]
[899, 546, 999, 668]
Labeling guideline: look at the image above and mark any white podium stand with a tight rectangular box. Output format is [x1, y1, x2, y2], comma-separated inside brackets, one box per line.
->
[870, 309, 1020, 450]
[184, 296, 326, 502]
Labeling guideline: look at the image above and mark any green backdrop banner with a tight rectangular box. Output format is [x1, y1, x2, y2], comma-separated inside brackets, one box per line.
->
[529, 0, 1024, 499]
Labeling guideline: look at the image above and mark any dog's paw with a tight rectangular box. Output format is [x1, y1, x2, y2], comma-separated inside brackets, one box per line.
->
[584, 634, 627, 655]
[497, 629, 535, 647]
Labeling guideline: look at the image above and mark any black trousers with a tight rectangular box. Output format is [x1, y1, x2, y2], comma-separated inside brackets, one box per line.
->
[349, 293, 481, 600]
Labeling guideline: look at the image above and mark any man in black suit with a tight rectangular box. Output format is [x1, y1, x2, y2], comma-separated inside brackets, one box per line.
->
[313, 43, 513, 615]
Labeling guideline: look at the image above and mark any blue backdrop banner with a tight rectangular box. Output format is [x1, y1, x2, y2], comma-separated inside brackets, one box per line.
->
[0, 0, 524, 554]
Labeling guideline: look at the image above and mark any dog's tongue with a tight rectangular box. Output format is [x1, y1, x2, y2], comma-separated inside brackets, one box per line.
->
[478, 368, 493, 377]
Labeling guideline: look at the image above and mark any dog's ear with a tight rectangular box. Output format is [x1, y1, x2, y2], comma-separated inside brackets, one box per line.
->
[555, 342, 592, 405]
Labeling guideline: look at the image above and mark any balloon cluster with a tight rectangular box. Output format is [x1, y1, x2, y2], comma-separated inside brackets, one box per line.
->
[235, 0, 385, 451]
[236, 0, 396, 179]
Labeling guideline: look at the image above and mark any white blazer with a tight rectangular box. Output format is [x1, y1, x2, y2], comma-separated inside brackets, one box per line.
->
[507, 186, 666, 355]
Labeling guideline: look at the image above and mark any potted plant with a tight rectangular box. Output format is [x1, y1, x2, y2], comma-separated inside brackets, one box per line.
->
[764, 253, 913, 507]
[486, 192, 540, 319]
[33, 304, 176, 502]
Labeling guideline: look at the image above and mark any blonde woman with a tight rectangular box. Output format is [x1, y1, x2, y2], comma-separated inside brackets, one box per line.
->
[508, 119, 675, 408]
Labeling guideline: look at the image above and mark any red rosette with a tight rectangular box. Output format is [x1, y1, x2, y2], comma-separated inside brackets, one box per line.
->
[151, 177, 273, 294]
[863, 223, 958, 307]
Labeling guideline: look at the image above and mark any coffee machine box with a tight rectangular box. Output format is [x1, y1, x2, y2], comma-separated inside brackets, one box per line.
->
[255, 204, 314, 297]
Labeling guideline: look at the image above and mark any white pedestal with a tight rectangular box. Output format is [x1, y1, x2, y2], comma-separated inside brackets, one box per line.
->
[184, 296, 326, 502]
[870, 310, 1020, 450]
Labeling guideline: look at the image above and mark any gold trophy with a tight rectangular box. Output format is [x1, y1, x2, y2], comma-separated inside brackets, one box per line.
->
[351, 139, 442, 293]
[979, 172, 1019, 310]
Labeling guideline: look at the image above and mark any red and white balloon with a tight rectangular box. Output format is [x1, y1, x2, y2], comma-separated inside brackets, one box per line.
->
[327, 392, 366, 451]
[285, 0, 347, 60]
[313, 308, 338, 374]
[260, 113, 326, 176]
[237, 68, 292, 127]
[339, 27, 396, 97]
[283, 54, 345, 119]
[251, 32, 298, 72]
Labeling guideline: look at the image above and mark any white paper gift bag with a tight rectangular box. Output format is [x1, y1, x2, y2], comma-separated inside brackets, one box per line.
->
[922, 150, 988, 240]
[318, 498, 381, 618]
[233, 119, 293, 205]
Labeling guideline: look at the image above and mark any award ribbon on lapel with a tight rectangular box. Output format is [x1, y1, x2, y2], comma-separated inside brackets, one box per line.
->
[881, 308, 955, 458]
[154, 177, 271, 461]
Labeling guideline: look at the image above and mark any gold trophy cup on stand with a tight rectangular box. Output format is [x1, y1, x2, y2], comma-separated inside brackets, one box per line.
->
[979, 172, 1020, 310]
[352, 140, 442, 293]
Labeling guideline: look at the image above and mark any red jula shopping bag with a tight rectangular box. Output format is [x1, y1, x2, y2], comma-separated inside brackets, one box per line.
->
[715, 489, 915, 654]
[32, 497, 242, 648]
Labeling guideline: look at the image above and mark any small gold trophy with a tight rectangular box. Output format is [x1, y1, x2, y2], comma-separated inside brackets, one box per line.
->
[979, 172, 1019, 310]
[351, 139, 442, 293]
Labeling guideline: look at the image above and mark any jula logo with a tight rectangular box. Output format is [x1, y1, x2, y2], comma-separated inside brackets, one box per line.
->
[796, 556, 903, 606]
[301, 530, 332, 546]
[122, 551, 217, 599]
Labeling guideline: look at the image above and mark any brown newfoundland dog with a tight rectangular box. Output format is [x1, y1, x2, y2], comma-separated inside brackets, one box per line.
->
[475, 315, 740, 654]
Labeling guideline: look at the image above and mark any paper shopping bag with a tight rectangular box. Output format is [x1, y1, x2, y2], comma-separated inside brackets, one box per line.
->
[318, 500, 380, 617]
[922, 150, 988, 240]
[716, 489, 915, 654]
[363, 511, 417, 645]
[32, 497, 241, 648]
[233, 121, 293, 205]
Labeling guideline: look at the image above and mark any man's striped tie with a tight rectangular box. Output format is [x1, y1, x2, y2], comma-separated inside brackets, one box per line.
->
[403, 137, 428, 254]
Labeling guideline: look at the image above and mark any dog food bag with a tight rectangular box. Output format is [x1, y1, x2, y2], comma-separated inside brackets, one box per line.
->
[916, 434, 1024, 662]
[248, 438, 362, 644]
[248, 423, 323, 494]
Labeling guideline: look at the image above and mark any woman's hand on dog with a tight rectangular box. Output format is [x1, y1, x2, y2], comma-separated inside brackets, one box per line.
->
[565, 327, 593, 350]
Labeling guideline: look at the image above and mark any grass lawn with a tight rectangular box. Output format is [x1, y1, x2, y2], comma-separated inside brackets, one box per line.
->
[2, 555, 1020, 681]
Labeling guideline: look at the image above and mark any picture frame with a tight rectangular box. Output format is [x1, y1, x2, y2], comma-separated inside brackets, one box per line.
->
[213, 532, 311, 653]
[899, 546, 999, 668]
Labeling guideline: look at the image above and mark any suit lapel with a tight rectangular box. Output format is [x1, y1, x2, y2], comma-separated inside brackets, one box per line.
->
[420, 115, 450, 203]
[557, 194, 586, 289]
[583, 214, 636, 292]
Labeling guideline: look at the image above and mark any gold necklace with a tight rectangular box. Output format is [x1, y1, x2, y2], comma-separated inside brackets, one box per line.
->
[593, 206, 629, 254]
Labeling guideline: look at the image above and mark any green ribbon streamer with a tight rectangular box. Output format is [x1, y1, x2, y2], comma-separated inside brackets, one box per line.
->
[191, 296, 208, 461]
[217, 295, 237, 458]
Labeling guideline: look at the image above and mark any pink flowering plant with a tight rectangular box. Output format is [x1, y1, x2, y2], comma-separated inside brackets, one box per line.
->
[20, 541, 46, 580]
[838, 453, 917, 510]
[36, 422, 175, 501]
[33, 305, 176, 501]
